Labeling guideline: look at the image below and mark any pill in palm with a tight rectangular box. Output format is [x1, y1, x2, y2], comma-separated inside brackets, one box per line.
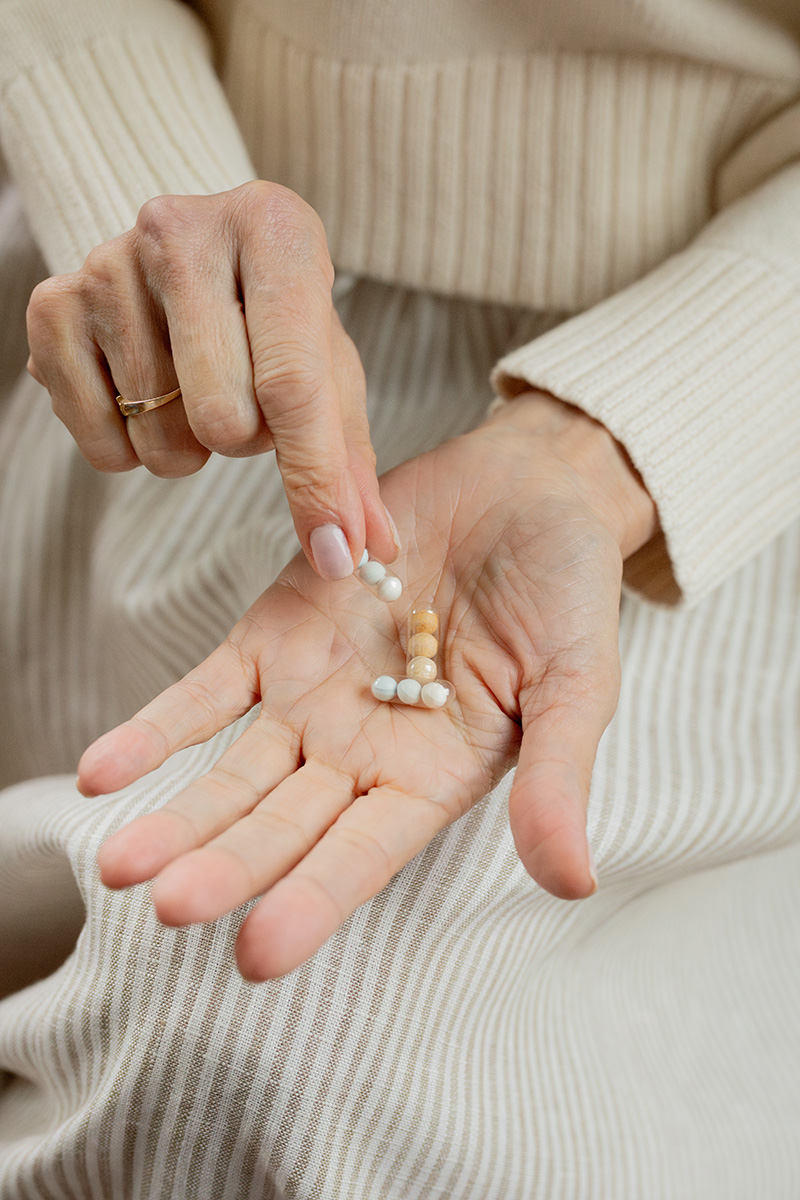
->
[371, 675, 398, 701]
[407, 656, 437, 683]
[357, 550, 402, 603]
[408, 632, 438, 658]
[406, 604, 442, 683]
[409, 608, 438, 636]
[420, 681, 452, 709]
[397, 678, 422, 705]
[370, 675, 456, 708]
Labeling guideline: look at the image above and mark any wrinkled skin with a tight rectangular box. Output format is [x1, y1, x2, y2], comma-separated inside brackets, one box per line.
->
[82, 393, 656, 981]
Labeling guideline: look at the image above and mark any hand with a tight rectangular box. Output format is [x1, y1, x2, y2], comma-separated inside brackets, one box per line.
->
[81, 392, 657, 980]
[26, 181, 397, 577]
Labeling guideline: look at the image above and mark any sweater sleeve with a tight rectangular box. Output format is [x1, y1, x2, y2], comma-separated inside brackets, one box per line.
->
[0, 0, 255, 275]
[491, 162, 800, 608]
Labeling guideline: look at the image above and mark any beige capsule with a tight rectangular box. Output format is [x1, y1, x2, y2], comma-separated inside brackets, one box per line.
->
[408, 607, 438, 636]
[408, 632, 438, 659]
[407, 655, 438, 683]
[407, 605, 442, 681]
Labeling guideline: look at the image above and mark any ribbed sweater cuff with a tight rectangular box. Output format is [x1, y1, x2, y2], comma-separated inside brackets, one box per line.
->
[492, 243, 800, 607]
[0, 20, 255, 273]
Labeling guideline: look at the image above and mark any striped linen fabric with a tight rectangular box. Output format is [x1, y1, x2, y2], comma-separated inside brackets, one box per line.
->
[1, 183, 799, 1198]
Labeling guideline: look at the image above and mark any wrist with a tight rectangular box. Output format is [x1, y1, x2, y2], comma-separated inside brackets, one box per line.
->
[481, 389, 658, 558]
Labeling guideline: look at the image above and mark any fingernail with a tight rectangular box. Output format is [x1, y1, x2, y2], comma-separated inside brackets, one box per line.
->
[309, 524, 354, 580]
[386, 508, 402, 553]
[587, 845, 599, 891]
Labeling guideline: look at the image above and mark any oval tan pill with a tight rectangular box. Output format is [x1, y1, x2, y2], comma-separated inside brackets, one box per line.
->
[408, 632, 438, 659]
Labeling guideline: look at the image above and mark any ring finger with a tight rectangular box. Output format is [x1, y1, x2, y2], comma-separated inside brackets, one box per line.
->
[93, 260, 211, 478]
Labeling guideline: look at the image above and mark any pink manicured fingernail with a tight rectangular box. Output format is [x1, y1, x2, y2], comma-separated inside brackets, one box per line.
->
[310, 524, 354, 580]
[386, 508, 402, 553]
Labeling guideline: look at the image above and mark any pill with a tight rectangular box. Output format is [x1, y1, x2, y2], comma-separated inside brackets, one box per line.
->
[377, 576, 402, 602]
[420, 681, 449, 709]
[357, 550, 403, 603]
[371, 675, 398, 701]
[406, 604, 443, 683]
[408, 632, 438, 659]
[396, 678, 422, 705]
[407, 655, 437, 683]
[408, 608, 438, 636]
[371, 675, 456, 708]
[360, 560, 386, 585]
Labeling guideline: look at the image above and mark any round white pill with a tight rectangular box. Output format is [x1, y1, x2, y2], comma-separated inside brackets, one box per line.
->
[358, 549, 369, 569]
[421, 682, 448, 709]
[377, 575, 402, 602]
[360, 560, 386, 585]
[397, 678, 422, 705]
[371, 675, 398, 701]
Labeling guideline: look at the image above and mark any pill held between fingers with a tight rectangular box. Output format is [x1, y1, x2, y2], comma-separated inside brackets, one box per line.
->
[377, 576, 402, 602]
[408, 632, 438, 659]
[358, 549, 369, 569]
[371, 675, 398, 701]
[408, 655, 437, 682]
[396, 678, 422, 705]
[360, 560, 386, 585]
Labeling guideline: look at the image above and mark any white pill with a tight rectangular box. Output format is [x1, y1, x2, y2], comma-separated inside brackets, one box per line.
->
[371, 675, 398, 701]
[397, 678, 422, 705]
[377, 576, 402, 602]
[360, 560, 386, 585]
[358, 549, 369, 569]
[421, 682, 449, 709]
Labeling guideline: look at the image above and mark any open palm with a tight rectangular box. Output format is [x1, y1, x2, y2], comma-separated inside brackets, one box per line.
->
[84, 403, 632, 979]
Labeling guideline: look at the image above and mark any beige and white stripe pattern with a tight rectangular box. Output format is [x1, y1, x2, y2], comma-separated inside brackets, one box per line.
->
[1, 182, 799, 1197]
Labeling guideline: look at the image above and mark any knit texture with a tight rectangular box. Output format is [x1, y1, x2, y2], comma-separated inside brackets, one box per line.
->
[493, 166, 800, 605]
[1, 0, 799, 608]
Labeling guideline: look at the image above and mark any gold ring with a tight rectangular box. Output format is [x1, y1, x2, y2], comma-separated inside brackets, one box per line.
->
[116, 387, 182, 418]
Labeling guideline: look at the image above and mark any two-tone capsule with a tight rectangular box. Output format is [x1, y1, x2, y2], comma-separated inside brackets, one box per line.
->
[356, 549, 402, 603]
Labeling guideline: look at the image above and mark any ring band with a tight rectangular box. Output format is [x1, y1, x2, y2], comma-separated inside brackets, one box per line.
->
[116, 387, 182, 418]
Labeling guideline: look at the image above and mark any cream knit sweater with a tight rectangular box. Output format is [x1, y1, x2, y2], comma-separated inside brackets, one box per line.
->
[1, 0, 799, 606]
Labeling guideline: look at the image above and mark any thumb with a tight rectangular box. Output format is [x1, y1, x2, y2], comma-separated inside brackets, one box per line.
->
[508, 664, 619, 900]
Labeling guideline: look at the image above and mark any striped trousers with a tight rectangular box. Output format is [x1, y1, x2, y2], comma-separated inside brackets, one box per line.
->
[1, 180, 799, 1199]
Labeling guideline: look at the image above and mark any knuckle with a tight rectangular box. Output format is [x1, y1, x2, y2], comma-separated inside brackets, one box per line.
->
[135, 193, 186, 241]
[253, 354, 329, 419]
[26, 275, 78, 340]
[236, 180, 331, 275]
[135, 196, 205, 284]
[190, 403, 254, 455]
[82, 239, 125, 287]
[277, 460, 338, 509]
